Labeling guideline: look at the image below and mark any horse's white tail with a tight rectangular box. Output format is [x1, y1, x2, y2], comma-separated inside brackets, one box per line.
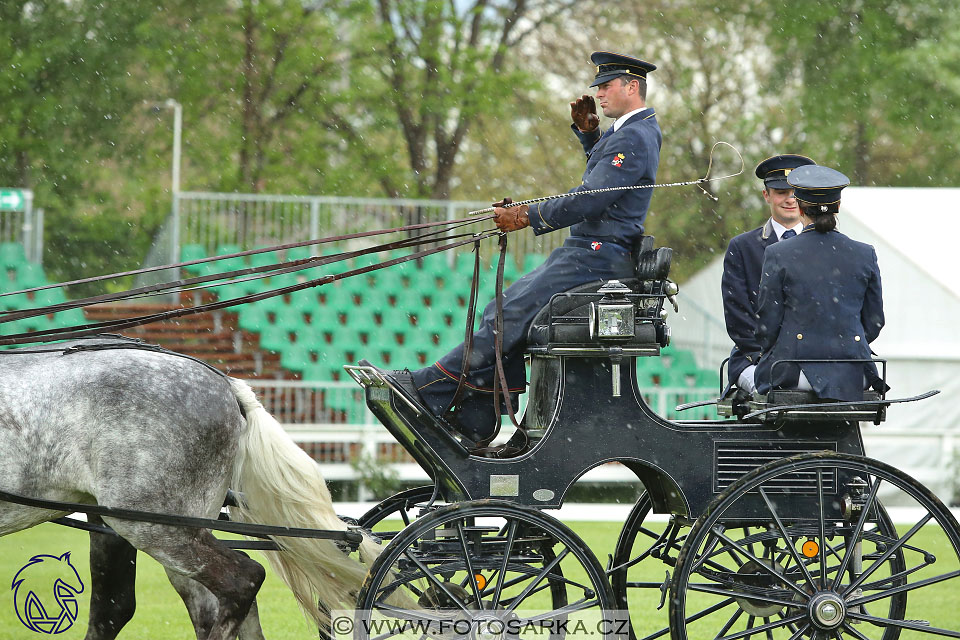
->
[227, 378, 381, 628]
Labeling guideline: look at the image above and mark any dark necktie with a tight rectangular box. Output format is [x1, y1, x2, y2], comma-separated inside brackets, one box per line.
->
[598, 127, 613, 142]
[780, 229, 797, 240]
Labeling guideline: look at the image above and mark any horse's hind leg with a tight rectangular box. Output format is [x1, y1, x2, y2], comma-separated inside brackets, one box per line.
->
[111, 524, 265, 640]
[84, 518, 137, 640]
[166, 555, 267, 640]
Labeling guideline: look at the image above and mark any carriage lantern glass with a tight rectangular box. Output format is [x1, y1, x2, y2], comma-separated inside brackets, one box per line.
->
[591, 280, 635, 339]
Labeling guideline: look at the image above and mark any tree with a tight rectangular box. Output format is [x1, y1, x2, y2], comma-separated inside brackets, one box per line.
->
[0, 1, 161, 288]
[764, 0, 953, 186]
[327, 0, 579, 199]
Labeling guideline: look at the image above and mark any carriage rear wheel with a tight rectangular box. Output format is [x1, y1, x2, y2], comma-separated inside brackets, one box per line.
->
[354, 501, 620, 640]
[611, 491, 688, 640]
[669, 452, 958, 640]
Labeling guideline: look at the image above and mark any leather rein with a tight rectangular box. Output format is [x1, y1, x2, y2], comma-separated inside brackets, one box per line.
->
[0, 215, 497, 346]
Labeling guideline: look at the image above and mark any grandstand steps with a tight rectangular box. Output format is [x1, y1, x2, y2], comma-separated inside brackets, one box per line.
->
[83, 302, 288, 380]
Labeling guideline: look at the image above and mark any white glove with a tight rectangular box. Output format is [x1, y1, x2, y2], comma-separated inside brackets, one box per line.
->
[738, 365, 757, 394]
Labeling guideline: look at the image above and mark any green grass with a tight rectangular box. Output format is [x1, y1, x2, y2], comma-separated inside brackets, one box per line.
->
[1, 521, 959, 639]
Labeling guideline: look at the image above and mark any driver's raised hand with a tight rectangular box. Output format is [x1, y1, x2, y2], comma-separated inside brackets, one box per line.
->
[570, 95, 599, 133]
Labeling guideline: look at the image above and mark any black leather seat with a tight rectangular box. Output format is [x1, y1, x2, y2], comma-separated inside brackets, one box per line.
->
[526, 237, 672, 346]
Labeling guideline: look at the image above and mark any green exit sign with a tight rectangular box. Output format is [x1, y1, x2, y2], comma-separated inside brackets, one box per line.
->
[0, 189, 29, 211]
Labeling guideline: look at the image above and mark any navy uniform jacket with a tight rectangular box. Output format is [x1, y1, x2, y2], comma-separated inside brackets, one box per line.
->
[721, 219, 778, 389]
[529, 108, 661, 246]
[754, 229, 885, 401]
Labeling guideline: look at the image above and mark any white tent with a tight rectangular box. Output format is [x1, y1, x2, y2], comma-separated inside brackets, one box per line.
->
[669, 187, 960, 501]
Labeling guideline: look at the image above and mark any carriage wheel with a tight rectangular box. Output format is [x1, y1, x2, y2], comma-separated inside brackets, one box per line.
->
[357, 485, 437, 539]
[354, 501, 620, 640]
[669, 452, 958, 640]
[611, 491, 689, 640]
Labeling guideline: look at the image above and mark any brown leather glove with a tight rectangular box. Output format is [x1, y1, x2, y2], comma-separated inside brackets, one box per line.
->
[494, 204, 530, 232]
[570, 95, 599, 133]
[491, 197, 513, 208]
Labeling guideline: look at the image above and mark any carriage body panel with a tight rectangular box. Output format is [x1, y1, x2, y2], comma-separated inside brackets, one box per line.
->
[362, 352, 865, 522]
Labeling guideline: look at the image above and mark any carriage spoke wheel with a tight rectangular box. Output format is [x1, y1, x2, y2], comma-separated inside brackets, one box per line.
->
[358, 485, 438, 541]
[355, 501, 619, 640]
[669, 452, 960, 640]
[612, 491, 692, 640]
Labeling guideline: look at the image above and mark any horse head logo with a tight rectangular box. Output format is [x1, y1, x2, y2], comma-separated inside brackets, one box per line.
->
[11, 552, 85, 634]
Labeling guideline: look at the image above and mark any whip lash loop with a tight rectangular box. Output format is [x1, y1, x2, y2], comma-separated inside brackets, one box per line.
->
[467, 141, 744, 216]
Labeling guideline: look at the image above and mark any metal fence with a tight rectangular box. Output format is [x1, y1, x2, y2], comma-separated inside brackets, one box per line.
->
[137, 192, 569, 288]
[0, 191, 43, 264]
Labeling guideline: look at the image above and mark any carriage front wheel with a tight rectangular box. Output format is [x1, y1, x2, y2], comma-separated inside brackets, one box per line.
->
[354, 500, 621, 640]
[669, 452, 960, 640]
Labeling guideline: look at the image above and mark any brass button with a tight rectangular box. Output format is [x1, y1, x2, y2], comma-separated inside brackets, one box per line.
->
[855, 335, 861, 342]
[797, 333, 803, 340]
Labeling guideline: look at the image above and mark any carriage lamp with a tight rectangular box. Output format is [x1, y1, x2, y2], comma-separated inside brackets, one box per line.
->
[590, 280, 635, 398]
[591, 280, 635, 340]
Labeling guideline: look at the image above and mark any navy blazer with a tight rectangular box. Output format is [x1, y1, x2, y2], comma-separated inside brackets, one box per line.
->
[754, 229, 885, 401]
[721, 219, 778, 389]
[528, 108, 662, 248]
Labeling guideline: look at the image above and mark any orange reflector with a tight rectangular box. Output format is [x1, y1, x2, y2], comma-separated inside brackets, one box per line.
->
[802, 539, 819, 558]
[475, 574, 487, 590]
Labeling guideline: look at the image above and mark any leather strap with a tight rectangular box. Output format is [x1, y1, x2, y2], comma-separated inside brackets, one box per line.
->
[0, 223, 500, 345]
[443, 240, 482, 423]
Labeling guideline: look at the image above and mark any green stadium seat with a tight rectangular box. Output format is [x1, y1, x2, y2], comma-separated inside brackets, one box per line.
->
[258, 324, 291, 351]
[364, 325, 399, 350]
[292, 322, 326, 345]
[344, 310, 378, 338]
[280, 342, 317, 373]
[208, 281, 249, 305]
[289, 289, 322, 316]
[379, 307, 414, 335]
[249, 248, 281, 269]
[269, 272, 300, 290]
[300, 360, 341, 382]
[238, 303, 271, 332]
[213, 244, 246, 272]
[53, 308, 86, 328]
[0, 242, 27, 269]
[393, 291, 424, 313]
[406, 269, 438, 293]
[695, 368, 720, 390]
[11, 314, 54, 334]
[327, 324, 363, 357]
[33, 288, 68, 307]
[358, 288, 391, 311]
[324, 386, 365, 421]
[455, 252, 480, 276]
[372, 269, 405, 292]
[321, 286, 355, 313]
[664, 348, 698, 372]
[15, 263, 48, 289]
[0, 292, 30, 311]
[180, 244, 207, 275]
[385, 344, 422, 368]
[272, 305, 307, 331]
[660, 369, 693, 388]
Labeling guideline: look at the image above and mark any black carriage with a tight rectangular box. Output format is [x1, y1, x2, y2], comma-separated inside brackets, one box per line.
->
[346, 240, 960, 640]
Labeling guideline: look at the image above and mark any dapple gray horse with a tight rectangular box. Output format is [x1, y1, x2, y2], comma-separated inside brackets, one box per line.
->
[0, 339, 380, 640]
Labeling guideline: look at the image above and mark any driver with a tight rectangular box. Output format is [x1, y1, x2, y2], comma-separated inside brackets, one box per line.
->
[361, 50, 662, 443]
